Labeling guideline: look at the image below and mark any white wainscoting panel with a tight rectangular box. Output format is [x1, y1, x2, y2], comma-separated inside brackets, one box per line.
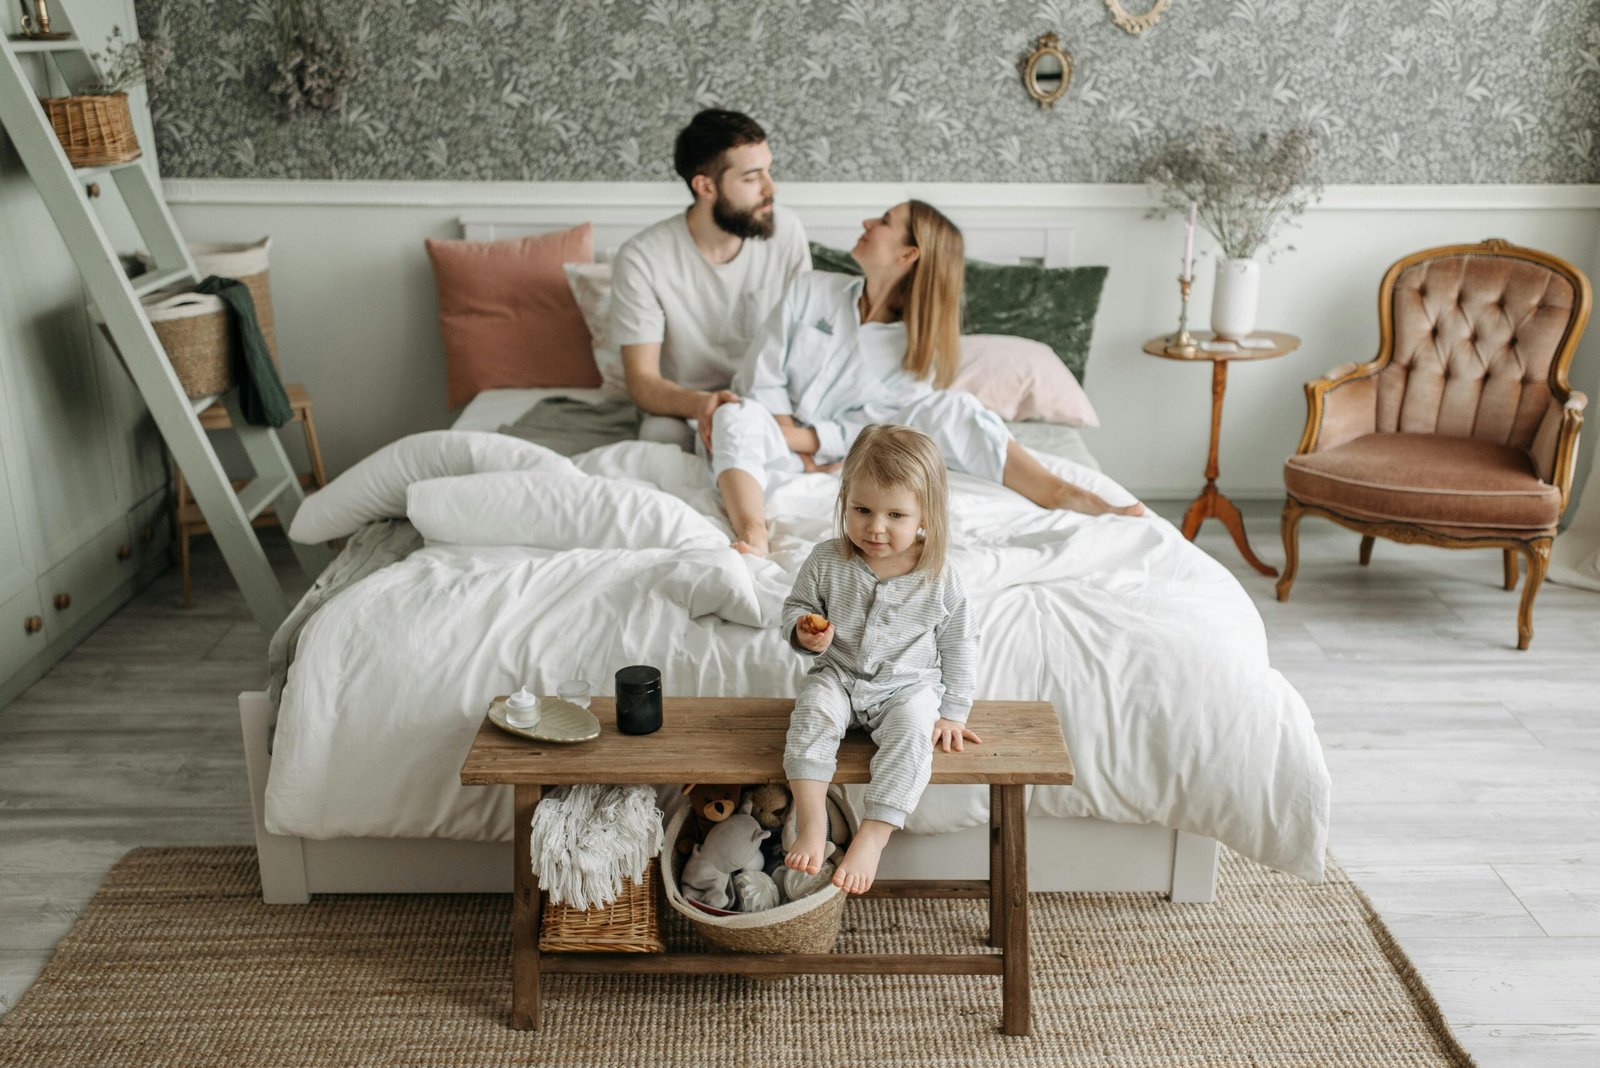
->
[166, 182, 1600, 505]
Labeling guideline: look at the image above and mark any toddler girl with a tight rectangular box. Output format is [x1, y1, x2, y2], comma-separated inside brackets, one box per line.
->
[782, 424, 981, 895]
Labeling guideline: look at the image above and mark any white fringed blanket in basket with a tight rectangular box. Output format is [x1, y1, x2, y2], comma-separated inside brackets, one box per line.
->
[529, 784, 663, 910]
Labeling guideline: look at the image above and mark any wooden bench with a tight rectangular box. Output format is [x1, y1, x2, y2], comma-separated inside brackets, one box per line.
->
[460, 696, 1075, 1035]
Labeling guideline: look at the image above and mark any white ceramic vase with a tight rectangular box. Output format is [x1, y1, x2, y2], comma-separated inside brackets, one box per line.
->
[1210, 257, 1261, 340]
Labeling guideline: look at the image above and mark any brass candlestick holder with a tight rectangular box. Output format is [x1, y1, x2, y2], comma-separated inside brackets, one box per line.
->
[19, 0, 70, 39]
[1164, 274, 1198, 357]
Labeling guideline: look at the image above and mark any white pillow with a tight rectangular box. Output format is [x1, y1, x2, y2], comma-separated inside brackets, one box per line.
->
[406, 469, 728, 552]
[289, 431, 575, 543]
[953, 335, 1100, 427]
[564, 262, 628, 398]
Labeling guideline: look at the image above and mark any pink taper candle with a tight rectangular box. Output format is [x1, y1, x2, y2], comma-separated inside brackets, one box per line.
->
[1182, 202, 1196, 281]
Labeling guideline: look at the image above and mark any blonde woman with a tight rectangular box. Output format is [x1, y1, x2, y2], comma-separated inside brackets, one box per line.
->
[709, 199, 1142, 555]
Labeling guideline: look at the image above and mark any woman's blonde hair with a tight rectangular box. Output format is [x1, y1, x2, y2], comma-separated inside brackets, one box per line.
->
[899, 200, 965, 389]
[835, 424, 950, 578]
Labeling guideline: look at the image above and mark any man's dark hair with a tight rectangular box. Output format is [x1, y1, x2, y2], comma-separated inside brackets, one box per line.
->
[673, 109, 767, 192]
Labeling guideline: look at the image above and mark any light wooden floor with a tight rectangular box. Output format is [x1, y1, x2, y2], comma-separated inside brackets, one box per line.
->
[2, 504, 1598, 1066]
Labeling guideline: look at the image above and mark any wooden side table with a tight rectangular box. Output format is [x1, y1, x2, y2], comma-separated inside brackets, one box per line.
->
[1142, 331, 1300, 577]
[460, 696, 1074, 1036]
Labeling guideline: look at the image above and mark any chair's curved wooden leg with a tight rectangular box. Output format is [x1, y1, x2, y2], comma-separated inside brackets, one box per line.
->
[1503, 549, 1519, 590]
[1358, 535, 1374, 566]
[1276, 499, 1303, 602]
[1516, 541, 1551, 650]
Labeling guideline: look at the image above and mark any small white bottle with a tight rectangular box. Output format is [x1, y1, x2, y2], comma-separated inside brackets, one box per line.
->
[504, 686, 541, 729]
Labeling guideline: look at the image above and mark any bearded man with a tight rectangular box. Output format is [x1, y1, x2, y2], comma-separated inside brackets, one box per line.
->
[611, 109, 811, 450]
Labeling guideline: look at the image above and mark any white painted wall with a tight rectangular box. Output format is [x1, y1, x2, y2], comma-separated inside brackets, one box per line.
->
[167, 182, 1600, 504]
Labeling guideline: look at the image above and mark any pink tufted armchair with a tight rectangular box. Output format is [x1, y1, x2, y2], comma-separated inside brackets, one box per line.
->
[1276, 239, 1591, 649]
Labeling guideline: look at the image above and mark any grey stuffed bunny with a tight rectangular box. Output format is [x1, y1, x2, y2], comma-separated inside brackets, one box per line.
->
[681, 801, 770, 910]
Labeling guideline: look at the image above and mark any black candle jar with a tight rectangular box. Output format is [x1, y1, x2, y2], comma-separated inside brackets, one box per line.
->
[614, 665, 663, 735]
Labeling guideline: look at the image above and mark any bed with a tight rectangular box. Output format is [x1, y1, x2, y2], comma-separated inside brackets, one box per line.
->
[237, 215, 1330, 906]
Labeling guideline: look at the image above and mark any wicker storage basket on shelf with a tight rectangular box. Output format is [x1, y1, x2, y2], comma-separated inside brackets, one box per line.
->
[140, 291, 234, 399]
[660, 797, 852, 955]
[188, 238, 278, 363]
[44, 93, 141, 167]
[539, 856, 665, 953]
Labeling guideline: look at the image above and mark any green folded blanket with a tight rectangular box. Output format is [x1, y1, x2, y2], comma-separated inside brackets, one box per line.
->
[194, 275, 293, 428]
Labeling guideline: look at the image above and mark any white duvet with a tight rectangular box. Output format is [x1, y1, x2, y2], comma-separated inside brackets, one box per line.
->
[267, 431, 1330, 882]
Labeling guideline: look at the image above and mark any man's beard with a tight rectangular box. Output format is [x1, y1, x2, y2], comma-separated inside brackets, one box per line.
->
[712, 194, 775, 240]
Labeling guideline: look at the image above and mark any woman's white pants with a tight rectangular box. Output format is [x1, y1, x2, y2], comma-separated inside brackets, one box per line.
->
[709, 391, 1009, 490]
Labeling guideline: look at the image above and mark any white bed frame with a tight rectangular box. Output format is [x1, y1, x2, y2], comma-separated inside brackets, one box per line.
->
[236, 208, 1219, 905]
[241, 693, 1217, 903]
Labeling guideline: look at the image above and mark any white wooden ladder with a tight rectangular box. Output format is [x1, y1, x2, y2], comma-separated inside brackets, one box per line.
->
[0, 6, 330, 636]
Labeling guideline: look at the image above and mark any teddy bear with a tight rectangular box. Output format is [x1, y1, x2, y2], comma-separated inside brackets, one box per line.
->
[680, 800, 770, 911]
[745, 782, 792, 831]
[676, 783, 743, 854]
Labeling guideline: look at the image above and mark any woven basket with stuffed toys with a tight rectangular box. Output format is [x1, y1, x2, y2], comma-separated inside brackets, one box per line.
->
[662, 783, 857, 954]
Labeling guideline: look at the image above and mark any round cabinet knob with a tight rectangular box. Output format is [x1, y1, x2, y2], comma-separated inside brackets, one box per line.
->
[140, 526, 154, 543]
[86, 181, 101, 198]
[24, 615, 43, 635]
[53, 593, 71, 611]
[116, 544, 132, 561]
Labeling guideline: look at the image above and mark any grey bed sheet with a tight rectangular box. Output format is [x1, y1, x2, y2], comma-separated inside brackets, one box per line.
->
[267, 399, 1100, 701]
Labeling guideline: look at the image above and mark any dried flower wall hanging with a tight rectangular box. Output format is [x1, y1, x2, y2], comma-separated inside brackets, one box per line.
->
[269, 0, 359, 119]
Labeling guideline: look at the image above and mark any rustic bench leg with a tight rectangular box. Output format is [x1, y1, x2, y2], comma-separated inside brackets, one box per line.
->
[512, 784, 544, 1030]
[989, 784, 1006, 949]
[1000, 784, 1030, 1036]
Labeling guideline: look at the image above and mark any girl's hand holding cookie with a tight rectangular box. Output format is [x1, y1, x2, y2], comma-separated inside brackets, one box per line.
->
[795, 614, 833, 653]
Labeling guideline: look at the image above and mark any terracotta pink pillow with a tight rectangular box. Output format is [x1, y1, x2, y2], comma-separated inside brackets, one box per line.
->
[426, 224, 599, 408]
[953, 334, 1099, 426]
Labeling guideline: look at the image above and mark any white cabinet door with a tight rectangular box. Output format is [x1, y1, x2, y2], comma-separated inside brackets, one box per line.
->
[0, 152, 123, 572]
[0, 334, 35, 607]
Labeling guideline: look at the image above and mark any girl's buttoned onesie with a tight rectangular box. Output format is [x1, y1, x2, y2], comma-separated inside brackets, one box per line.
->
[781, 539, 978, 828]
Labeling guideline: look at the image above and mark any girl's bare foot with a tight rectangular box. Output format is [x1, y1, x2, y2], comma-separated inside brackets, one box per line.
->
[784, 808, 829, 875]
[833, 820, 893, 895]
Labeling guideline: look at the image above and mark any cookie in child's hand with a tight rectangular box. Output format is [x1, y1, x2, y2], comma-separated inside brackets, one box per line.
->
[797, 613, 830, 635]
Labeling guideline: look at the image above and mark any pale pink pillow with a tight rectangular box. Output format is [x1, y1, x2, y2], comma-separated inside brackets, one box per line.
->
[953, 334, 1099, 426]
[426, 224, 599, 409]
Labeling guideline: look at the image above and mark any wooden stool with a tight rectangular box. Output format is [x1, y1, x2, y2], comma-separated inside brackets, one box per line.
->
[174, 383, 327, 607]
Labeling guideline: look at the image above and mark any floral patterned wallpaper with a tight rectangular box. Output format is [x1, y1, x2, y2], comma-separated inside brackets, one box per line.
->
[134, 0, 1600, 183]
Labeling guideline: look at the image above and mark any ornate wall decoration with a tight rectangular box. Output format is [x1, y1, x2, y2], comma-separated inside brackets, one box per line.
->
[133, 0, 1600, 185]
[1022, 33, 1072, 110]
[1104, 0, 1170, 36]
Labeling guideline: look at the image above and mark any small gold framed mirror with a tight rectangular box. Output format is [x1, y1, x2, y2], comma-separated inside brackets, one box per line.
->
[1022, 33, 1072, 110]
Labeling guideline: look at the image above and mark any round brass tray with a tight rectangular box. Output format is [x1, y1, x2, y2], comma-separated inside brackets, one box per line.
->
[487, 696, 601, 744]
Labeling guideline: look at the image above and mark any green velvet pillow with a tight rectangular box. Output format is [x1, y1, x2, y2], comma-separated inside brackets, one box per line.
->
[807, 242, 1106, 382]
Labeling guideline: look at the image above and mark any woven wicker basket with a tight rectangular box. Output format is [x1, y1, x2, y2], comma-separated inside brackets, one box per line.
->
[143, 292, 234, 399]
[661, 802, 848, 955]
[539, 857, 665, 954]
[188, 239, 278, 364]
[44, 94, 141, 168]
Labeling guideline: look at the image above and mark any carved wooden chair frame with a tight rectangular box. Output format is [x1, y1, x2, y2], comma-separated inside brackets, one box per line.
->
[1276, 238, 1592, 649]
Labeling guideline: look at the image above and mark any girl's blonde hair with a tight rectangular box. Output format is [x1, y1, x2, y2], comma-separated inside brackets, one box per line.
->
[899, 200, 965, 389]
[835, 424, 950, 578]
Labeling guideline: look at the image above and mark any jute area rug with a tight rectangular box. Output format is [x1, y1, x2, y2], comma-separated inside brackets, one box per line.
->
[0, 846, 1473, 1067]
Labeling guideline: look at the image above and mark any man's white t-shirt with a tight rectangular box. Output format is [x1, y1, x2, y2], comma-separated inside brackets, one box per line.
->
[610, 206, 811, 393]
